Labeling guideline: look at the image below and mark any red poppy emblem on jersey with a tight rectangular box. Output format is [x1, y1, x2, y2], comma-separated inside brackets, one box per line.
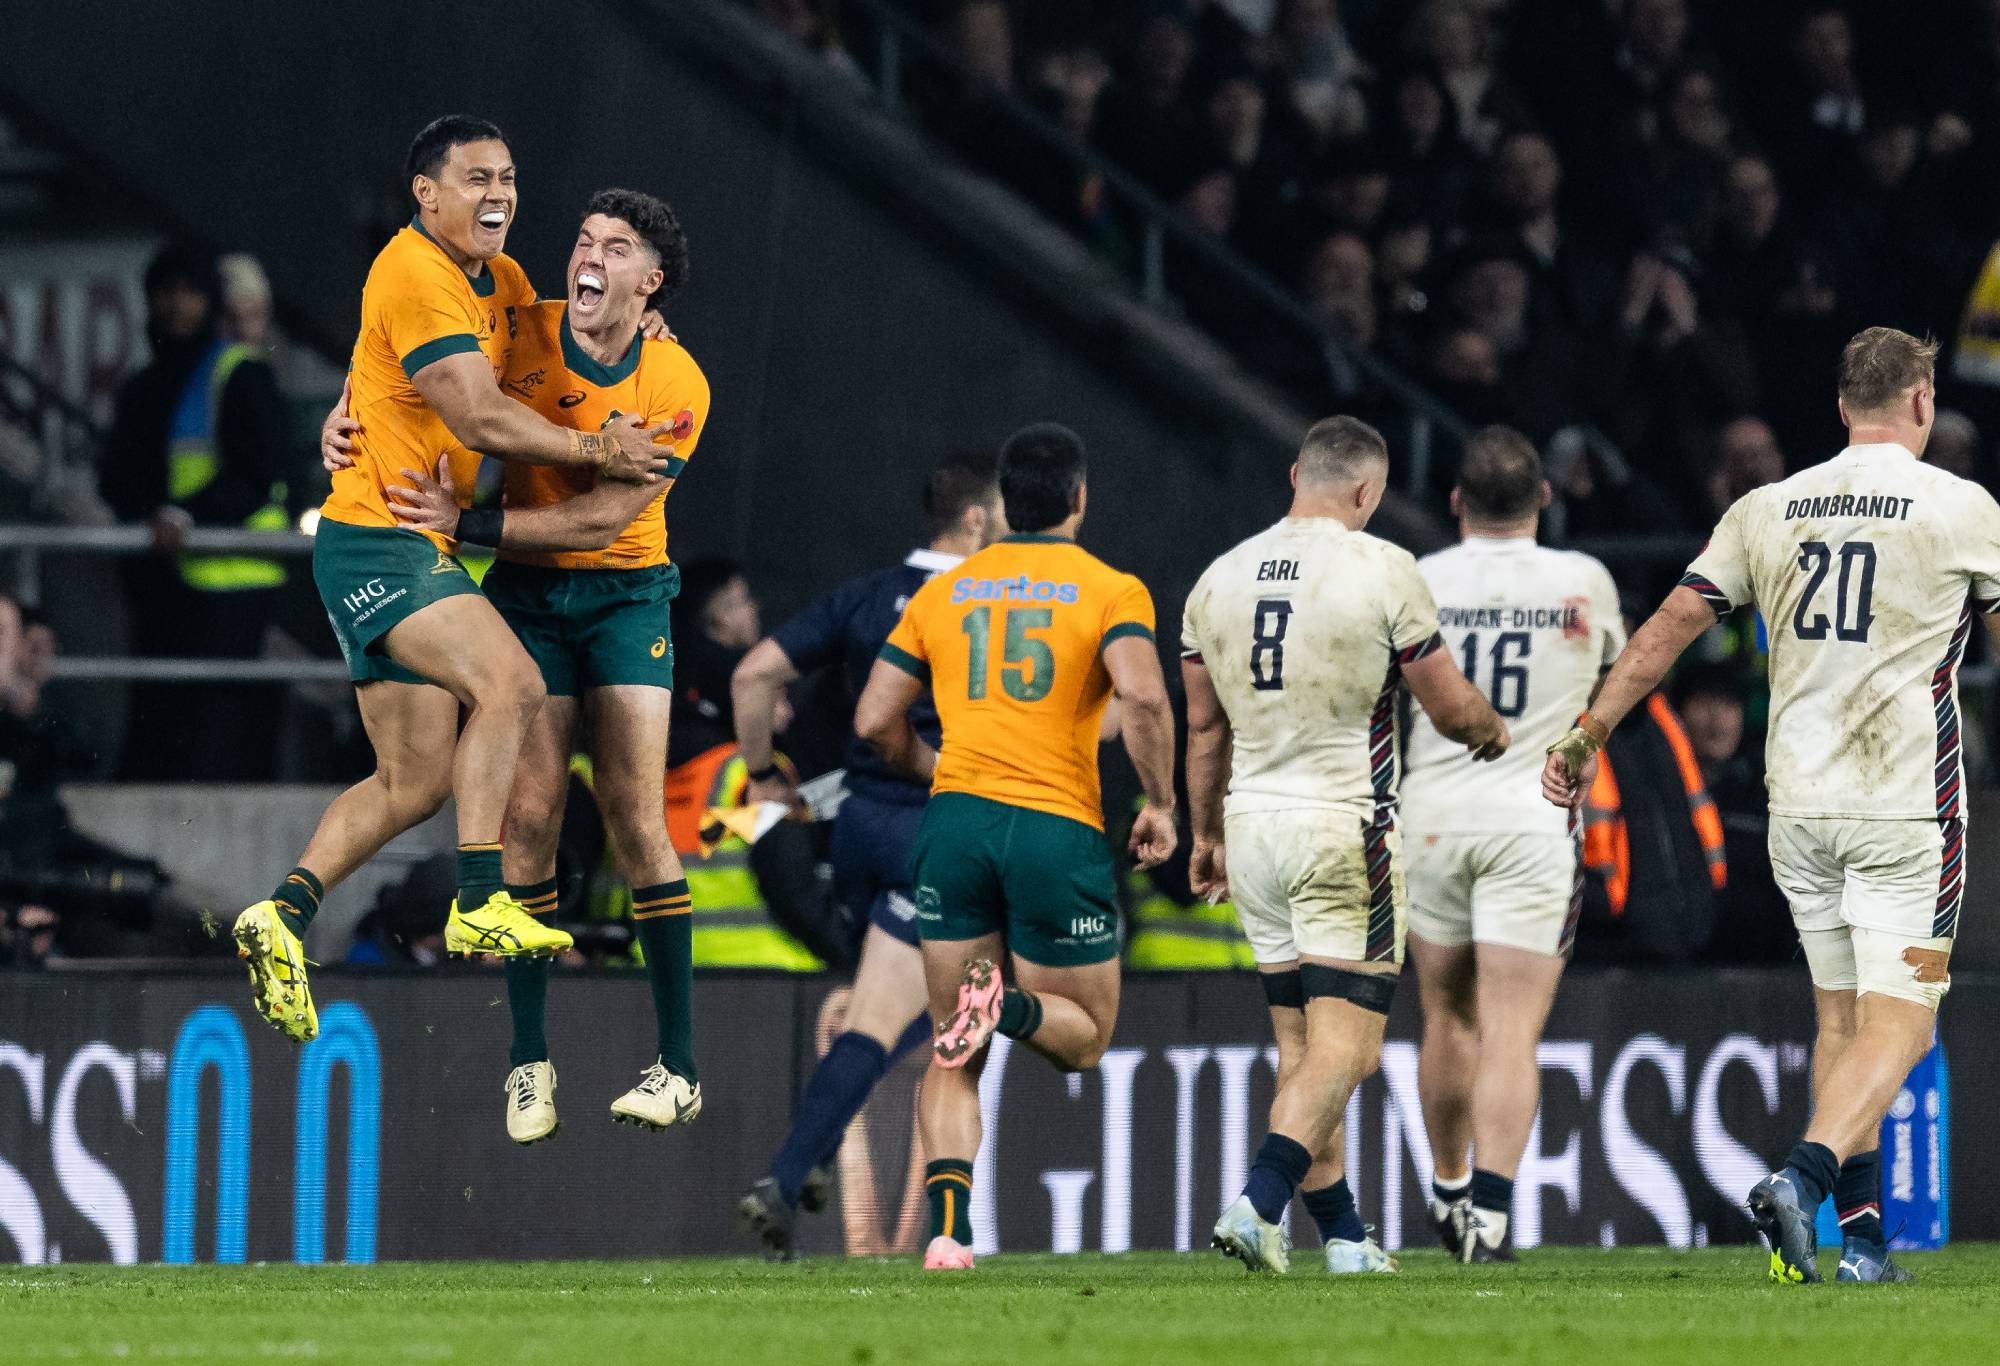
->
[1563, 595, 1590, 640]
[670, 409, 696, 440]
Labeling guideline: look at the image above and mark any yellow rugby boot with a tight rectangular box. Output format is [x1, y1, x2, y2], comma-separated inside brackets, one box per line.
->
[445, 892, 574, 958]
[233, 901, 319, 1043]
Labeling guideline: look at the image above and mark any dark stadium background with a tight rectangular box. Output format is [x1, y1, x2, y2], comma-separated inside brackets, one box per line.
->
[0, 0, 1993, 1263]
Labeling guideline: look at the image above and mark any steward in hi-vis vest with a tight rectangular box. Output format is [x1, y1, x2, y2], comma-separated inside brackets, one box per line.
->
[103, 243, 296, 782]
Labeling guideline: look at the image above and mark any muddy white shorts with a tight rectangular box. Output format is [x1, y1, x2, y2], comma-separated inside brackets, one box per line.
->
[1404, 830, 1583, 957]
[1223, 807, 1404, 966]
[1768, 815, 1959, 1010]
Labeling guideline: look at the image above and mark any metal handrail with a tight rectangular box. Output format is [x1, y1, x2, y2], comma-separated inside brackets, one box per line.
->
[822, 0, 1473, 450]
[0, 523, 347, 683]
[0, 525, 314, 553]
[1, 523, 315, 607]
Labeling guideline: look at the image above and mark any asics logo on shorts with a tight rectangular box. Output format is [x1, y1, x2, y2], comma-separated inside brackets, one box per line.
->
[650, 637, 667, 658]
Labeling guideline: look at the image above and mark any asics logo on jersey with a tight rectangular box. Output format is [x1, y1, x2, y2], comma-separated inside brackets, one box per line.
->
[950, 576, 1080, 605]
[557, 391, 587, 408]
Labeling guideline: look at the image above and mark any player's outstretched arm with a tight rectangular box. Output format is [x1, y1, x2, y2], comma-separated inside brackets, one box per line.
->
[733, 639, 803, 804]
[855, 659, 936, 784]
[387, 456, 669, 551]
[1542, 585, 1715, 807]
[1180, 656, 1231, 901]
[410, 351, 673, 482]
[1104, 636, 1178, 869]
[1403, 643, 1509, 761]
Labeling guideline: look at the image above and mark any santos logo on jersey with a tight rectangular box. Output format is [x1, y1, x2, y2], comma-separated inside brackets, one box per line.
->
[950, 576, 1081, 605]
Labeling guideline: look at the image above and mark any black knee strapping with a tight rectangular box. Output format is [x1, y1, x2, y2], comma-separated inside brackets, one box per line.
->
[1259, 969, 1305, 1009]
[1300, 963, 1397, 1014]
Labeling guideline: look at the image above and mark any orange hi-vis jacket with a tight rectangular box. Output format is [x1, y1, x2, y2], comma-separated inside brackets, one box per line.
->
[1581, 693, 1727, 917]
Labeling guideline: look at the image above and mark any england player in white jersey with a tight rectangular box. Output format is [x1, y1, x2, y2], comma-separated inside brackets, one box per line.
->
[1181, 416, 1508, 1276]
[1544, 329, 2000, 1286]
[1401, 427, 1625, 1264]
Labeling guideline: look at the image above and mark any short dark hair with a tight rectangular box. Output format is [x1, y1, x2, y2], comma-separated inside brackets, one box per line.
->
[921, 452, 999, 540]
[143, 241, 220, 308]
[998, 424, 1087, 534]
[1672, 662, 1747, 710]
[585, 188, 690, 309]
[1296, 415, 1387, 486]
[405, 115, 508, 185]
[1456, 425, 1543, 521]
[1838, 327, 1937, 412]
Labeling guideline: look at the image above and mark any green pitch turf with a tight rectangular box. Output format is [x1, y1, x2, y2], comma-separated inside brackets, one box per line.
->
[6, 1246, 1992, 1364]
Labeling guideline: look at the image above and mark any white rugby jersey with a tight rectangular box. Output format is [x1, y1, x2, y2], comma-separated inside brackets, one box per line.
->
[1180, 517, 1442, 821]
[1402, 538, 1625, 836]
[1683, 442, 2000, 822]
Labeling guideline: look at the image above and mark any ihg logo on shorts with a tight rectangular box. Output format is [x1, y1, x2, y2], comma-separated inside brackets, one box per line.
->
[1069, 914, 1109, 939]
[342, 578, 388, 615]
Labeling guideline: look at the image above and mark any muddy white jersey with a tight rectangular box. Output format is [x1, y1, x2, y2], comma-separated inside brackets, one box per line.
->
[1683, 442, 2000, 822]
[1401, 538, 1624, 837]
[1180, 518, 1442, 821]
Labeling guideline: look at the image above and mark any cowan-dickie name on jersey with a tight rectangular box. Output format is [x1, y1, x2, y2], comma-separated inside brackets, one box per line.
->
[1401, 538, 1625, 837]
[1180, 517, 1442, 822]
[1682, 442, 2000, 822]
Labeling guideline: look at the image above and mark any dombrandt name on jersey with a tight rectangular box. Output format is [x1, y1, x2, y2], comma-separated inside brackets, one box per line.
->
[950, 576, 1081, 604]
[1784, 493, 1916, 521]
[1438, 603, 1586, 633]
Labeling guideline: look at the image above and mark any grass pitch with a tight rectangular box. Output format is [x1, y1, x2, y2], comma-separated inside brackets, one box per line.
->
[6, 1245, 1992, 1364]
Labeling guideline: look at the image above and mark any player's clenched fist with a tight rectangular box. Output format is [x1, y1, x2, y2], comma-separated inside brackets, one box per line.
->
[1188, 838, 1228, 904]
[1128, 801, 1178, 870]
[1541, 714, 1609, 807]
[1466, 716, 1510, 763]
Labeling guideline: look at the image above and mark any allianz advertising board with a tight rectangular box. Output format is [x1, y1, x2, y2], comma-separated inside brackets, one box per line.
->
[0, 968, 1974, 1263]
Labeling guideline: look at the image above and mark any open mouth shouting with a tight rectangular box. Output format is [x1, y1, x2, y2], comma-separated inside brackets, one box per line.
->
[573, 269, 607, 315]
[473, 207, 510, 243]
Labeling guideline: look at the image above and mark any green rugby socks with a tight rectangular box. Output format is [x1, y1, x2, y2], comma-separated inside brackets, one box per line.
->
[926, 1159, 974, 1243]
[269, 867, 323, 940]
[633, 880, 696, 1082]
[457, 842, 505, 911]
[505, 878, 558, 1066]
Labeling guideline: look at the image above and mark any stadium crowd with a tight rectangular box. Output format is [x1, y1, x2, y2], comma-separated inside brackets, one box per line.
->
[8, 2, 2000, 976]
[758, 0, 2000, 525]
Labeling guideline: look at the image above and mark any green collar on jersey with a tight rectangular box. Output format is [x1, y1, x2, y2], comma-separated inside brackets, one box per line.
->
[560, 308, 642, 387]
[409, 216, 496, 296]
[1000, 533, 1074, 545]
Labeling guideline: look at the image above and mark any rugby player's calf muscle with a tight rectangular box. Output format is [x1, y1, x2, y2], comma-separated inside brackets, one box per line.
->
[500, 700, 576, 880]
[295, 682, 457, 886]
[587, 688, 677, 884]
[1011, 958, 1118, 1071]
